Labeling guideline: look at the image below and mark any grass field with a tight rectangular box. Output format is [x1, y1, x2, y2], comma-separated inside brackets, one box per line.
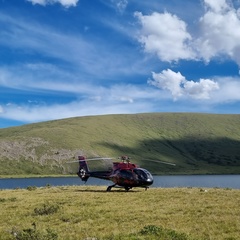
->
[0, 186, 239, 239]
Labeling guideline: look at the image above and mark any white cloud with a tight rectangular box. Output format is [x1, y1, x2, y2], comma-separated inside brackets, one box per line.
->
[0, 101, 128, 123]
[0, 60, 164, 123]
[27, 0, 79, 8]
[211, 77, 240, 102]
[134, 11, 195, 62]
[0, 13, 145, 80]
[102, 0, 128, 14]
[195, 0, 240, 64]
[116, 0, 128, 13]
[149, 69, 185, 99]
[148, 69, 219, 100]
[27, 0, 46, 5]
[0, 13, 95, 73]
[204, 0, 230, 13]
[0, 83, 161, 123]
[134, 0, 240, 66]
[184, 78, 220, 99]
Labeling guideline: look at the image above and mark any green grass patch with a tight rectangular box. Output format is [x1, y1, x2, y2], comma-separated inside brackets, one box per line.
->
[10, 223, 58, 240]
[34, 202, 60, 216]
[0, 186, 239, 239]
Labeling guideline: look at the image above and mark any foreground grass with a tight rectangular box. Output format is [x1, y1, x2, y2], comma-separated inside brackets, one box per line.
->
[0, 186, 239, 240]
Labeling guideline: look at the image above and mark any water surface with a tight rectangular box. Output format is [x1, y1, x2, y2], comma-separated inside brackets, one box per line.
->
[1, 175, 239, 190]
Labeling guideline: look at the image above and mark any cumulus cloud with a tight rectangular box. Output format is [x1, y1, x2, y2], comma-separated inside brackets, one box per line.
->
[196, 0, 240, 64]
[149, 69, 185, 99]
[135, 0, 240, 66]
[212, 77, 240, 102]
[27, 0, 79, 8]
[134, 11, 195, 62]
[135, 0, 240, 104]
[204, 0, 230, 13]
[148, 69, 219, 100]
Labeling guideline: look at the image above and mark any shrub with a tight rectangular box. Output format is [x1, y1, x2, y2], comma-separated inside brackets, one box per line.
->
[0, 198, 6, 203]
[11, 224, 58, 240]
[140, 225, 190, 240]
[104, 225, 191, 240]
[9, 197, 17, 202]
[140, 225, 161, 235]
[34, 202, 60, 216]
[0, 197, 17, 203]
[26, 186, 37, 191]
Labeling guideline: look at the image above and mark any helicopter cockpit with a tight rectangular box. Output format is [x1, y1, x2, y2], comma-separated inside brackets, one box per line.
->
[133, 168, 153, 185]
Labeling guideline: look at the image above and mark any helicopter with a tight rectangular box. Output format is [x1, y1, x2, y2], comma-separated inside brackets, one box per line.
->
[69, 155, 175, 191]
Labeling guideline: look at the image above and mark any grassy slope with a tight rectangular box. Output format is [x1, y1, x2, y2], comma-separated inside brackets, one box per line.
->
[0, 186, 239, 240]
[0, 113, 240, 175]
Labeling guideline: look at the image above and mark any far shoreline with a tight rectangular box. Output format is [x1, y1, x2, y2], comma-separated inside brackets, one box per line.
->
[1, 172, 240, 179]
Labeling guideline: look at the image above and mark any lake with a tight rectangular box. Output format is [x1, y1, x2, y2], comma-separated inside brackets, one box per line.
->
[0, 175, 240, 190]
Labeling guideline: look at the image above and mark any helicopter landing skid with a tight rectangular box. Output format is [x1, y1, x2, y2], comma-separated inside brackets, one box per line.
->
[106, 184, 116, 191]
[106, 184, 132, 192]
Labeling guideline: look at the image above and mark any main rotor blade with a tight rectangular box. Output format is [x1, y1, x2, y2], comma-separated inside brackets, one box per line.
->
[85, 157, 112, 161]
[143, 159, 176, 166]
[66, 157, 112, 163]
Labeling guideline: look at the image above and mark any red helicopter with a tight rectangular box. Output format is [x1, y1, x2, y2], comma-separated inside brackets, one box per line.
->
[71, 155, 175, 191]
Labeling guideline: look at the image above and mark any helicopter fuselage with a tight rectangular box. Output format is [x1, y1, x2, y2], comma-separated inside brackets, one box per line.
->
[77, 158, 154, 191]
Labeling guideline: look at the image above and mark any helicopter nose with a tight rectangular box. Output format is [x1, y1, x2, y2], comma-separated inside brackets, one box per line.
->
[143, 176, 153, 186]
[134, 168, 154, 187]
[146, 178, 153, 185]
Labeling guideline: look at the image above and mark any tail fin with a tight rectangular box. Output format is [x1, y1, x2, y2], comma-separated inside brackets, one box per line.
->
[77, 156, 90, 182]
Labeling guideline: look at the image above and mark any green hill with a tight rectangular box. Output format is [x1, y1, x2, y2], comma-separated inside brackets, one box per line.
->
[0, 112, 240, 175]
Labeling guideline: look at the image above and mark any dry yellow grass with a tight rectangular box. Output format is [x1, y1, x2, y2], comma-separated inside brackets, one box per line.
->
[0, 186, 239, 239]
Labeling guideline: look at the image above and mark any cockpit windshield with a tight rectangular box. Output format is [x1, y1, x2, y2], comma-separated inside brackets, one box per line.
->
[133, 168, 153, 181]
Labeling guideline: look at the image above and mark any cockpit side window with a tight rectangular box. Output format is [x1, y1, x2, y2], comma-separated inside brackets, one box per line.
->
[133, 168, 153, 180]
[133, 169, 147, 180]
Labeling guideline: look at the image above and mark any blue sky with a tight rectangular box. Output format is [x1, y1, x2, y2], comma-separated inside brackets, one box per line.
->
[1, 0, 240, 128]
